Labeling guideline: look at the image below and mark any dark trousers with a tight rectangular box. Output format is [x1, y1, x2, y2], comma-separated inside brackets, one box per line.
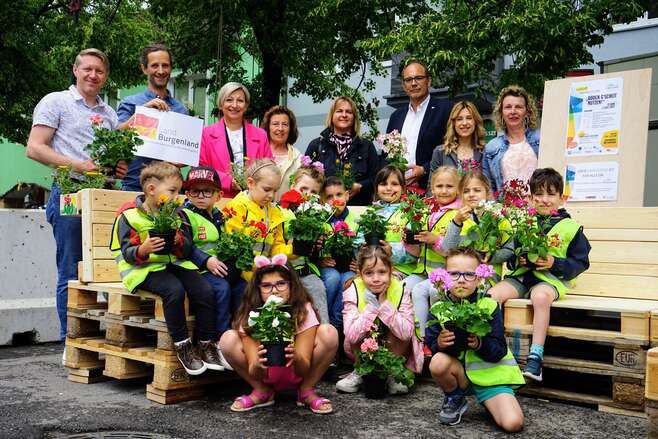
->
[202, 272, 247, 335]
[139, 265, 216, 342]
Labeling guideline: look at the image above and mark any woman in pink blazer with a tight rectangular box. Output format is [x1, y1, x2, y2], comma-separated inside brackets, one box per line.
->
[199, 82, 273, 198]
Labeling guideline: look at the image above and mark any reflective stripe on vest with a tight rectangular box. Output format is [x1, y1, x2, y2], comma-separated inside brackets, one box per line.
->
[413, 209, 458, 274]
[509, 218, 581, 298]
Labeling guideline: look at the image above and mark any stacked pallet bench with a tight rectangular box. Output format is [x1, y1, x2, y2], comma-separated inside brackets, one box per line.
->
[65, 189, 233, 404]
[504, 207, 658, 417]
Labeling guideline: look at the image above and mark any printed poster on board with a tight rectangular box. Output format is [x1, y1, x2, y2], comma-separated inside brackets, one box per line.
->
[565, 77, 623, 156]
[564, 162, 619, 202]
[133, 106, 203, 166]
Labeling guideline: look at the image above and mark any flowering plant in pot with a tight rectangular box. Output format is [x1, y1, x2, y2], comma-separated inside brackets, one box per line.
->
[334, 159, 355, 190]
[354, 324, 415, 399]
[323, 220, 357, 272]
[286, 193, 334, 256]
[86, 113, 142, 175]
[230, 161, 249, 191]
[459, 200, 512, 262]
[509, 206, 561, 269]
[357, 205, 388, 246]
[494, 178, 529, 209]
[247, 294, 295, 366]
[148, 195, 183, 255]
[399, 192, 430, 245]
[427, 265, 495, 356]
[54, 166, 108, 216]
[376, 129, 408, 173]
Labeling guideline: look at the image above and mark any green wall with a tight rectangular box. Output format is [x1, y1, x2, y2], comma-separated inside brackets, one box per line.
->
[0, 140, 53, 194]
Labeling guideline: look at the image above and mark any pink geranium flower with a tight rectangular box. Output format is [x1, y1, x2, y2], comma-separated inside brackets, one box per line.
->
[89, 114, 103, 125]
[429, 268, 453, 291]
[475, 264, 495, 279]
[360, 337, 379, 353]
[527, 207, 538, 215]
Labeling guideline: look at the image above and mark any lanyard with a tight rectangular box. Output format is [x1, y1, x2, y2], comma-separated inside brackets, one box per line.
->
[225, 122, 247, 163]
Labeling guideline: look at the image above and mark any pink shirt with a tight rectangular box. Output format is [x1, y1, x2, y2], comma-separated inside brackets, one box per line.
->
[501, 140, 537, 185]
[342, 282, 423, 373]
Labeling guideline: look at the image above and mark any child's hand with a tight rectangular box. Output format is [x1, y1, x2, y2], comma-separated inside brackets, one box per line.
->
[415, 231, 437, 245]
[467, 334, 481, 350]
[518, 255, 528, 267]
[319, 257, 335, 268]
[437, 329, 455, 349]
[364, 290, 379, 308]
[379, 241, 392, 256]
[248, 344, 269, 379]
[285, 343, 295, 367]
[138, 236, 165, 258]
[453, 206, 473, 226]
[349, 259, 358, 272]
[534, 255, 555, 270]
[206, 256, 228, 277]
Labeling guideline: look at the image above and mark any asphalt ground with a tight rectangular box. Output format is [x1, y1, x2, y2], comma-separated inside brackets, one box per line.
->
[0, 343, 647, 439]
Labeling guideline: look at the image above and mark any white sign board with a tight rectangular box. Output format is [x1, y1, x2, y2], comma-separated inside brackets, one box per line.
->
[133, 106, 203, 166]
[564, 162, 619, 202]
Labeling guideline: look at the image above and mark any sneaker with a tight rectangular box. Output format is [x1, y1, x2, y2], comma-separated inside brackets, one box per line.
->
[336, 370, 363, 393]
[174, 339, 207, 376]
[199, 340, 225, 371]
[386, 376, 409, 395]
[523, 354, 543, 382]
[438, 392, 468, 425]
[217, 345, 233, 371]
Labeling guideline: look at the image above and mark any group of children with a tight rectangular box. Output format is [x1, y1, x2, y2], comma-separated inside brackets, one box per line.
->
[110, 157, 590, 432]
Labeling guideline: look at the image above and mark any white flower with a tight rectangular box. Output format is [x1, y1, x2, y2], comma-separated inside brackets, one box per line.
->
[283, 311, 291, 318]
[265, 294, 284, 305]
[247, 311, 259, 326]
[272, 317, 280, 328]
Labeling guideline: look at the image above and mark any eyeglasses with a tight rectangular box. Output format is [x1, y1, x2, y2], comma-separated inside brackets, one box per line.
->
[188, 189, 217, 198]
[258, 280, 290, 293]
[402, 75, 427, 84]
[447, 271, 477, 281]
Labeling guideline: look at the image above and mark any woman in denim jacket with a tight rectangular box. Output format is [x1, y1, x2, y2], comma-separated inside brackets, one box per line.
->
[482, 85, 540, 193]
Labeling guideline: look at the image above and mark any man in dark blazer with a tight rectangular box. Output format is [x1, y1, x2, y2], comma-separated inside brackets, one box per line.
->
[386, 61, 452, 189]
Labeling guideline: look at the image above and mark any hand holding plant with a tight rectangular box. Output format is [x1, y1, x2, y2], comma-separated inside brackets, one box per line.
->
[247, 294, 295, 343]
[86, 114, 142, 174]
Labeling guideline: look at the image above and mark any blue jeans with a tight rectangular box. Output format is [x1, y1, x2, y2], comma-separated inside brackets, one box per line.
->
[202, 272, 231, 336]
[320, 267, 355, 329]
[230, 278, 247, 315]
[46, 185, 82, 340]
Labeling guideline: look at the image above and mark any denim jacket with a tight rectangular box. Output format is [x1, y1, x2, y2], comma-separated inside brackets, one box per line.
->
[482, 128, 540, 193]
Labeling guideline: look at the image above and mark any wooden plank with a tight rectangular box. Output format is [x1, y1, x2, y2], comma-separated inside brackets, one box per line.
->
[598, 404, 646, 418]
[587, 262, 658, 277]
[91, 210, 118, 224]
[92, 259, 122, 282]
[88, 189, 140, 211]
[571, 273, 658, 300]
[507, 296, 658, 313]
[67, 287, 97, 308]
[509, 324, 647, 344]
[68, 280, 129, 295]
[520, 386, 613, 405]
[80, 189, 95, 283]
[586, 228, 658, 242]
[646, 348, 658, 400]
[568, 207, 658, 229]
[92, 246, 113, 259]
[589, 241, 658, 265]
[92, 223, 112, 247]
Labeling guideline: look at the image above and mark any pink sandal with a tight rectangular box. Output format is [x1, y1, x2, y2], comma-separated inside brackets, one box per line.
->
[230, 388, 275, 412]
[297, 388, 333, 414]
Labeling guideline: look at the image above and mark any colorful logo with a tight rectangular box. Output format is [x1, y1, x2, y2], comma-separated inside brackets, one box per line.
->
[133, 113, 159, 139]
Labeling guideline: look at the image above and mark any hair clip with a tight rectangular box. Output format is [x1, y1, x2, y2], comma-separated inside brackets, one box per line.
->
[254, 254, 289, 270]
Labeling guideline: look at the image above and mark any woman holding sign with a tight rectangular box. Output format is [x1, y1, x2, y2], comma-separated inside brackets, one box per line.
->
[199, 82, 272, 198]
[481, 85, 540, 193]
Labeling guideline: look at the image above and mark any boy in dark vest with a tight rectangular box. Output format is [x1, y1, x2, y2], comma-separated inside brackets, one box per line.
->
[488, 168, 591, 382]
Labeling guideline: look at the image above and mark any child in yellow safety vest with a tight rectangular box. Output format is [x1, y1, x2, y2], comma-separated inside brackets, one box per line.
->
[336, 246, 423, 396]
[180, 166, 245, 370]
[110, 162, 221, 376]
[488, 168, 591, 382]
[404, 166, 462, 345]
[427, 247, 525, 431]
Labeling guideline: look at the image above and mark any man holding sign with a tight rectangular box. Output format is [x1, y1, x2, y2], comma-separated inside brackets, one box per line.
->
[118, 44, 190, 191]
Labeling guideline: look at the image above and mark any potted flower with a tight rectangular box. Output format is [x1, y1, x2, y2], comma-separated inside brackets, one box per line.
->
[334, 159, 355, 191]
[459, 200, 512, 262]
[247, 294, 295, 366]
[494, 178, 529, 209]
[148, 195, 183, 255]
[323, 221, 357, 272]
[286, 193, 334, 256]
[216, 206, 267, 283]
[357, 205, 388, 246]
[376, 129, 408, 173]
[427, 265, 495, 356]
[354, 324, 415, 399]
[86, 113, 142, 176]
[279, 189, 304, 211]
[510, 207, 561, 269]
[399, 192, 429, 245]
[54, 166, 108, 216]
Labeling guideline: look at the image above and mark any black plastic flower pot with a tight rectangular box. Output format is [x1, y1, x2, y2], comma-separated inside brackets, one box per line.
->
[293, 239, 315, 257]
[332, 253, 353, 273]
[263, 341, 288, 367]
[519, 252, 538, 270]
[362, 373, 387, 399]
[222, 258, 242, 285]
[149, 230, 176, 255]
[444, 322, 469, 356]
[404, 229, 421, 245]
[364, 233, 385, 247]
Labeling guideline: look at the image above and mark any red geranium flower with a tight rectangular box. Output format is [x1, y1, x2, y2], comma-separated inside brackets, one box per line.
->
[280, 189, 303, 209]
[407, 186, 426, 196]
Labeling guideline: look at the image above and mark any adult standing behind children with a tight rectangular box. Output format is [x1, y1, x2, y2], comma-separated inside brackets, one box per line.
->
[261, 105, 302, 201]
[26, 48, 119, 348]
[117, 43, 189, 192]
[199, 82, 273, 198]
[386, 60, 452, 190]
[481, 85, 540, 193]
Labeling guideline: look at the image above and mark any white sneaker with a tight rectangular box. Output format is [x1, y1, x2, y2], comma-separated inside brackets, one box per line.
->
[387, 376, 409, 395]
[336, 370, 362, 393]
[217, 345, 233, 371]
[62, 346, 66, 366]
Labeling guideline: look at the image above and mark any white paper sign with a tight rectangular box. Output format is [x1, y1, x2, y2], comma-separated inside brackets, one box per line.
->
[133, 106, 203, 166]
[565, 77, 623, 156]
[564, 162, 619, 202]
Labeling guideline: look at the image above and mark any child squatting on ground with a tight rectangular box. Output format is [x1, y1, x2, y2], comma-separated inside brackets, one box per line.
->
[110, 162, 221, 375]
[427, 247, 525, 432]
[219, 254, 338, 413]
[487, 168, 591, 381]
[336, 246, 423, 395]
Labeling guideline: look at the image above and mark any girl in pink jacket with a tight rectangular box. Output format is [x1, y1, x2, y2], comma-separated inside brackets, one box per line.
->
[336, 246, 423, 395]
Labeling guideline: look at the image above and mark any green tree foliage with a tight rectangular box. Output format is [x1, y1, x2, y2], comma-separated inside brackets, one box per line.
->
[363, 0, 648, 98]
[0, 0, 160, 143]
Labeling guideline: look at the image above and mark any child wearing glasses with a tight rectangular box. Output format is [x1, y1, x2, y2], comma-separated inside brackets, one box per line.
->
[426, 247, 524, 431]
[219, 254, 338, 414]
[180, 166, 243, 370]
